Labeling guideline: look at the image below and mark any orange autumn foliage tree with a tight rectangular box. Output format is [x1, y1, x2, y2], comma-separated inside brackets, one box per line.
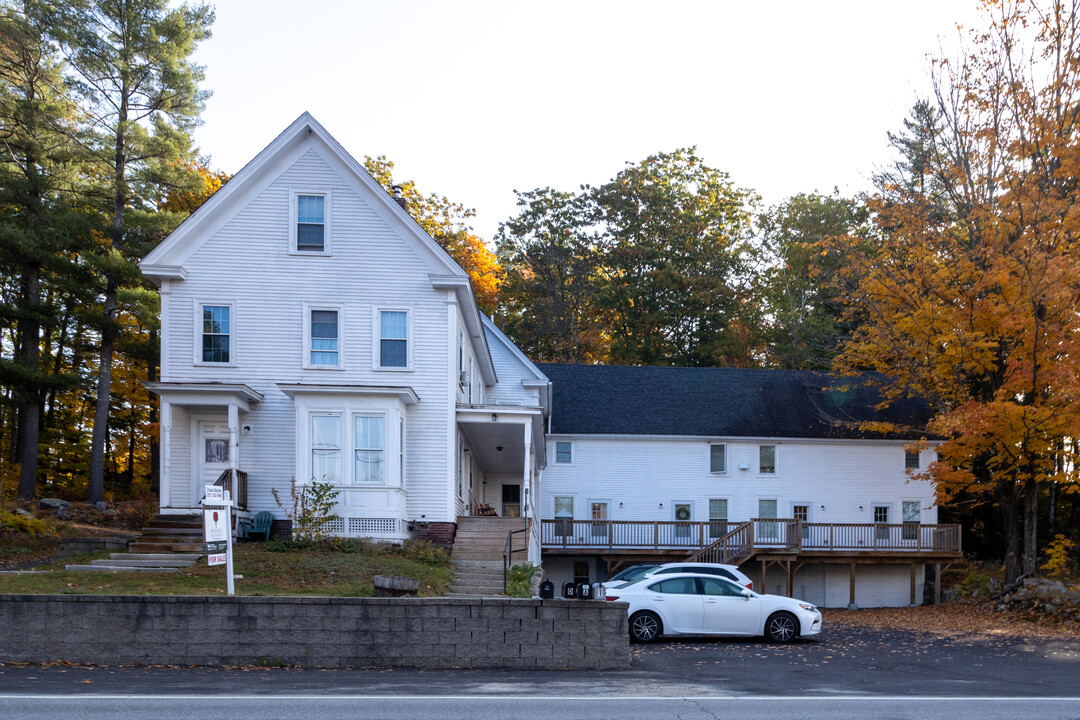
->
[362, 156, 502, 313]
[830, 0, 1080, 583]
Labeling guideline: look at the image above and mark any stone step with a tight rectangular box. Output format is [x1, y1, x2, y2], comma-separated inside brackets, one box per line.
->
[453, 559, 506, 570]
[110, 557, 201, 565]
[144, 519, 203, 530]
[64, 564, 179, 573]
[449, 585, 505, 595]
[91, 558, 195, 568]
[129, 542, 206, 553]
[139, 527, 205, 536]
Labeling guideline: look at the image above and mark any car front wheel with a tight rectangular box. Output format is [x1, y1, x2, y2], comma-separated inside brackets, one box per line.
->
[765, 612, 799, 643]
[629, 611, 662, 643]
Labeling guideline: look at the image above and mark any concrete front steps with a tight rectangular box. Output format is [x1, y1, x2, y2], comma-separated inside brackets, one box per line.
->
[129, 514, 206, 553]
[449, 516, 528, 596]
[65, 553, 200, 573]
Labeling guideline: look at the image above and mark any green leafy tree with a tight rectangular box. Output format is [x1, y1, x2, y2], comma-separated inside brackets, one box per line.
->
[594, 148, 762, 366]
[757, 192, 867, 370]
[495, 188, 605, 363]
[57, 0, 213, 503]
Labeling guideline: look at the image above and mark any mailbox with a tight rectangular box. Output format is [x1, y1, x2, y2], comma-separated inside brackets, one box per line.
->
[539, 579, 555, 599]
[562, 581, 577, 598]
[577, 582, 592, 599]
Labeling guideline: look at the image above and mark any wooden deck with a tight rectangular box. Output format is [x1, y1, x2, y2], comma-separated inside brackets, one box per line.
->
[540, 518, 962, 561]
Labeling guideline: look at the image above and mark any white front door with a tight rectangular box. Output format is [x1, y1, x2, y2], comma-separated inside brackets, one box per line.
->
[196, 420, 231, 502]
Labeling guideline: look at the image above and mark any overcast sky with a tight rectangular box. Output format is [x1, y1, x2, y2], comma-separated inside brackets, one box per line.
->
[192, 0, 985, 242]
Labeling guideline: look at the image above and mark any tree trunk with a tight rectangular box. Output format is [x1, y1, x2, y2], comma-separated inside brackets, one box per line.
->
[1021, 477, 1039, 576]
[87, 280, 117, 504]
[997, 476, 1023, 583]
[16, 263, 41, 499]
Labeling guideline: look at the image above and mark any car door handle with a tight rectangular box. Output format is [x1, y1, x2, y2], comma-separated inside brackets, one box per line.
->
[704, 599, 718, 604]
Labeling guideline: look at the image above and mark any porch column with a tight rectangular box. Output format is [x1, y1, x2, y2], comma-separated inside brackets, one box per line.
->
[160, 400, 172, 509]
[522, 418, 532, 518]
[228, 402, 240, 474]
[848, 561, 858, 610]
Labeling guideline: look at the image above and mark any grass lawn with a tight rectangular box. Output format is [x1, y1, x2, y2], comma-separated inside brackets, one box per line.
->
[0, 541, 456, 597]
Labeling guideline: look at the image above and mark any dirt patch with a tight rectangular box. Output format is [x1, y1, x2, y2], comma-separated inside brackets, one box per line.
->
[825, 599, 1080, 641]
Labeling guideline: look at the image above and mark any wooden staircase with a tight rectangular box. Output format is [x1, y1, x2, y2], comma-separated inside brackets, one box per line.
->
[686, 521, 754, 565]
[129, 514, 206, 553]
[449, 516, 527, 596]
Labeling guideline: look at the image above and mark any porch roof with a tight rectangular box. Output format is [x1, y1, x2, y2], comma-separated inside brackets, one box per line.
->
[145, 382, 263, 411]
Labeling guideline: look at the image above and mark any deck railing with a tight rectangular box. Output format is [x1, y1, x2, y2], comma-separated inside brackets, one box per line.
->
[540, 518, 961, 555]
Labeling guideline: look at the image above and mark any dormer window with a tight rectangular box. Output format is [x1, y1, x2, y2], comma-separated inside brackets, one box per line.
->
[291, 189, 331, 254]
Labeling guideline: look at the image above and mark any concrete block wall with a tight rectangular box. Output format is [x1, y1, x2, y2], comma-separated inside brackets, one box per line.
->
[0, 595, 629, 670]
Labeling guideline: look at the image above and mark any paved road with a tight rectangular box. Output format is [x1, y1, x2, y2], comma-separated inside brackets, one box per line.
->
[2, 623, 1078, 718]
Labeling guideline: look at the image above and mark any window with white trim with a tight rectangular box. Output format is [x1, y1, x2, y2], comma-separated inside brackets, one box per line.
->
[200, 304, 231, 363]
[353, 415, 385, 484]
[709, 443, 726, 473]
[708, 498, 728, 539]
[310, 414, 341, 483]
[759, 445, 776, 474]
[291, 190, 331, 253]
[379, 310, 408, 368]
[555, 441, 572, 464]
[905, 450, 920, 469]
[307, 308, 340, 367]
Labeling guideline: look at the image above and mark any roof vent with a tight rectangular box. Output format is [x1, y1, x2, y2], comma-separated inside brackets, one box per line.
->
[391, 185, 408, 212]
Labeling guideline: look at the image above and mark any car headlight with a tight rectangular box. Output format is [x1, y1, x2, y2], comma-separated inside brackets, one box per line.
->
[799, 603, 817, 612]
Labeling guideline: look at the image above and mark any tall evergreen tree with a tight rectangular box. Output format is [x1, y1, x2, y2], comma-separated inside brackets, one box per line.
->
[0, 0, 87, 498]
[57, 0, 213, 503]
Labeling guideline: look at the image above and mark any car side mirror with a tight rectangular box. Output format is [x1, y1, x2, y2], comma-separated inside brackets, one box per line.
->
[740, 588, 753, 600]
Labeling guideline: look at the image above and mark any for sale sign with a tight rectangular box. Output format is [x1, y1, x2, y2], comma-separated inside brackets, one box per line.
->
[203, 507, 228, 543]
[207, 552, 227, 566]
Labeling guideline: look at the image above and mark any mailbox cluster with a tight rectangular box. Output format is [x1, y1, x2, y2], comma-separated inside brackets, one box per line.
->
[538, 579, 604, 600]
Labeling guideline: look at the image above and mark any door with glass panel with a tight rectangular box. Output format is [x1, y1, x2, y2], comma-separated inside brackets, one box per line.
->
[757, 499, 779, 542]
[554, 496, 573, 538]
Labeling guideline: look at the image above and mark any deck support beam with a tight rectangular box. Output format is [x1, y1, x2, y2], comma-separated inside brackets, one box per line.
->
[848, 561, 858, 610]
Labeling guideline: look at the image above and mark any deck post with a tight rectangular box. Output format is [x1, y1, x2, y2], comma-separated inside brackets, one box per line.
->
[761, 559, 767, 595]
[785, 560, 793, 597]
[910, 563, 917, 606]
[847, 561, 858, 610]
[935, 562, 942, 605]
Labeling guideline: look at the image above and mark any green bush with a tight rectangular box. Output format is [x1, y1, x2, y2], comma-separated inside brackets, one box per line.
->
[0, 511, 58, 538]
[505, 563, 539, 598]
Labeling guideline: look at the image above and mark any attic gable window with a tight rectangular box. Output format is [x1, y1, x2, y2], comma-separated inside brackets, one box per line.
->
[291, 189, 331, 254]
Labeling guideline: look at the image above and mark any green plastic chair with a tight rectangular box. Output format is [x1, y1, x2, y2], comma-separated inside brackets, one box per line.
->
[238, 511, 274, 541]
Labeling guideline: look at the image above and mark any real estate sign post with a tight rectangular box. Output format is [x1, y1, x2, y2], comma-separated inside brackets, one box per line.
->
[202, 485, 235, 596]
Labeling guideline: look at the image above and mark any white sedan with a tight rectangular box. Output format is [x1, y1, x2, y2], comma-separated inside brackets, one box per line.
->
[605, 573, 822, 643]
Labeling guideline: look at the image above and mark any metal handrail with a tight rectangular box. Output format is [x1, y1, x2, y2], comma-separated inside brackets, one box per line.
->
[503, 528, 528, 594]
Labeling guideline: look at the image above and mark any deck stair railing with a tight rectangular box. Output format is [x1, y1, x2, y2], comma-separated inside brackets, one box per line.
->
[686, 521, 753, 565]
[213, 468, 248, 511]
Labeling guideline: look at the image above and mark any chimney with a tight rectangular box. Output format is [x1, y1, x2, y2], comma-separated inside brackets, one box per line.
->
[391, 185, 407, 212]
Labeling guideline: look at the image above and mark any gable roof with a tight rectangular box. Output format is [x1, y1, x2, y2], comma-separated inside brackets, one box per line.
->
[537, 364, 934, 441]
[139, 111, 496, 384]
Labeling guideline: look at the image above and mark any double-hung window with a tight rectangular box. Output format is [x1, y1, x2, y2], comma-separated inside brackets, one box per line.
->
[555, 441, 572, 464]
[905, 450, 920, 470]
[354, 415, 385, 484]
[291, 190, 331, 253]
[200, 304, 231, 363]
[709, 443, 726, 473]
[311, 414, 342, 483]
[379, 310, 408, 368]
[759, 445, 776, 474]
[307, 308, 340, 367]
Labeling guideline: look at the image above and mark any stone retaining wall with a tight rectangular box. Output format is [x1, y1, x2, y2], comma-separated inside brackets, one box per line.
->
[0, 595, 629, 669]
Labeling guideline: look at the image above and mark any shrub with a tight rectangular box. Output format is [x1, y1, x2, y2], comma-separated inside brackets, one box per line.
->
[271, 476, 340, 543]
[0, 510, 58, 538]
[1040, 535, 1077, 580]
[401, 540, 451, 565]
[505, 563, 539, 598]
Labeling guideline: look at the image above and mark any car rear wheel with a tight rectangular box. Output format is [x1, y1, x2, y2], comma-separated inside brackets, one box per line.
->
[765, 612, 799, 643]
[629, 611, 662, 643]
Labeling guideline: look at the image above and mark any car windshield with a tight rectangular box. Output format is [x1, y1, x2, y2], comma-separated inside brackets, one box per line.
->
[608, 565, 657, 583]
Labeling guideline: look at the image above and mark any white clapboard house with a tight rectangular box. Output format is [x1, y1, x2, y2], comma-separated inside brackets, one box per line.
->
[140, 113, 960, 606]
[140, 112, 551, 561]
[536, 364, 961, 608]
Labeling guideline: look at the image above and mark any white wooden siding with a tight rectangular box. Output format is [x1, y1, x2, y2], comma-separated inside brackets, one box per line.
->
[485, 330, 542, 407]
[162, 145, 453, 521]
[540, 436, 938, 526]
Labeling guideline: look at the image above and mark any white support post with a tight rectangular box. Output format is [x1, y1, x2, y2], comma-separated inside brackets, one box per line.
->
[522, 419, 532, 519]
[225, 490, 235, 597]
[160, 400, 172, 509]
[228, 402, 240, 475]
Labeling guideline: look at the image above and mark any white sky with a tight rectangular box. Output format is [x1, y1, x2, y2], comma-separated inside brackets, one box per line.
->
[193, 0, 985, 242]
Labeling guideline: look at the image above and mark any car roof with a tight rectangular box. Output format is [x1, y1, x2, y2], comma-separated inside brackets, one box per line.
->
[617, 572, 746, 590]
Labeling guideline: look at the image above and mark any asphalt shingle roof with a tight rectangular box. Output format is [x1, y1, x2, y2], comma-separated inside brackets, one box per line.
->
[537, 364, 933, 440]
